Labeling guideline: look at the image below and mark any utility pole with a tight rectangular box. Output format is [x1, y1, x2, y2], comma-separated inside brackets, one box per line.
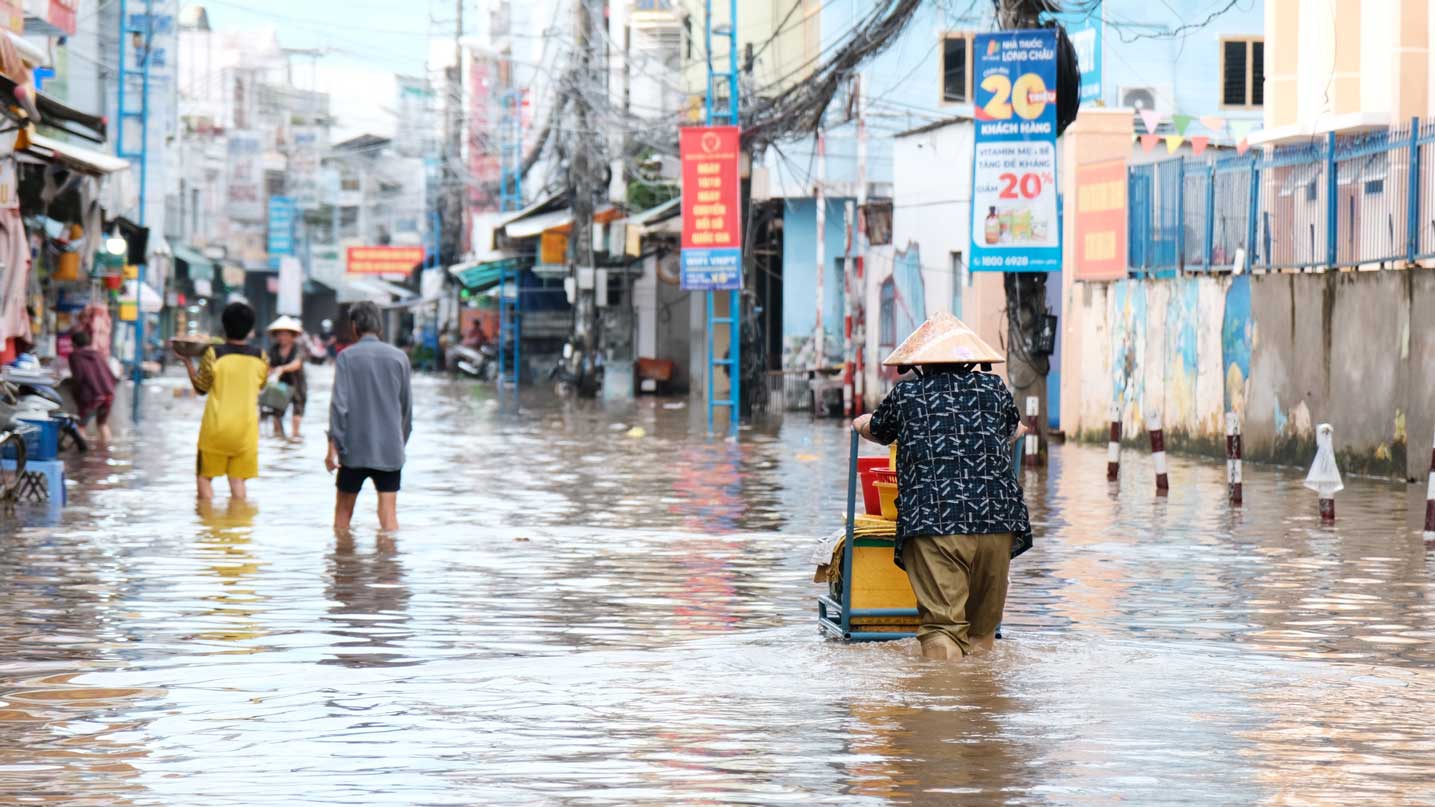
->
[996, 0, 1059, 464]
[813, 129, 824, 375]
[441, 0, 465, 268]
[568, 0, 598, 393]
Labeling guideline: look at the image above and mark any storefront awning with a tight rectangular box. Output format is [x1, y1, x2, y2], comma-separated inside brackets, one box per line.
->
[24, 133, 128, 175]
[336, 277, 415, 304]
[173, 243, 216, 282]
[448, 256, 522, 291]
[499, 202, 621, 240]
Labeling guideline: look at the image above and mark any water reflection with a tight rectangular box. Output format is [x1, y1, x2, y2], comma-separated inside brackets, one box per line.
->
[323, 531, 412, 668]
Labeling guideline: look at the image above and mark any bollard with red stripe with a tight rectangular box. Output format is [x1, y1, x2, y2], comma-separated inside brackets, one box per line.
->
[1225, 412, 1243, 505]
[1423, 432, 1434, 541]
[1149, 411, 1169, 494]
[1106, 403, 1121, 481]
[1023, 396, 1040, 467]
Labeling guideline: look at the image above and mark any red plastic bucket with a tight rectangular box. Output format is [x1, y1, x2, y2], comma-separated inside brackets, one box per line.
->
[856, 457, 890, 515]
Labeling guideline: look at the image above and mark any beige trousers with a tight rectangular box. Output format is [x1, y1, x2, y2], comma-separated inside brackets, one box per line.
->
[902, 533, 1012, 655]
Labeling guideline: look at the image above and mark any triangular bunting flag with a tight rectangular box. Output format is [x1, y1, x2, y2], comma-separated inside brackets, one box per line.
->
[1172, 114, 1194, 135]
[1236, 138, 1250, 156]
[1139, 109, 1163, 134]
[1190, 136, 1210, 156]
[1200, 115, 1225, 133]
[1230, 120, 1256, 143]
[1140, 134, 1160, 154]
[1165, 134, 1184, 154]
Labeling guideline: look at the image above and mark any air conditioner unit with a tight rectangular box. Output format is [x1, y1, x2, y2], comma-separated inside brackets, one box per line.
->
[1118, 84, 1172, 115]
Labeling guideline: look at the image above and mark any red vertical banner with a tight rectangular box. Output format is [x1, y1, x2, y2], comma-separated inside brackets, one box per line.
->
[679, 125, 742, 290]
[1074, 158, 1129, 281]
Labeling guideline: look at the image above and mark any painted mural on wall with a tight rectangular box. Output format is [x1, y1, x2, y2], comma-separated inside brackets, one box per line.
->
[1107, 275, 1240, 446]
[1221, 274, 1252, 414]
[1109, 280, 1146, 425]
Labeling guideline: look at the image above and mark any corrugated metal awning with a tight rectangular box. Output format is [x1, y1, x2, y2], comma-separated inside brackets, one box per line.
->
[25, 133, 128, 175]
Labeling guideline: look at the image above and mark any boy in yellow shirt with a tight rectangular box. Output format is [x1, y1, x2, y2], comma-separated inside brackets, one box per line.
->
[179, 302, 269, 500]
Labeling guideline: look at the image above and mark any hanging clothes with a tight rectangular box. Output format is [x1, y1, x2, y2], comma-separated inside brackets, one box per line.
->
[0, 209, 30, 347]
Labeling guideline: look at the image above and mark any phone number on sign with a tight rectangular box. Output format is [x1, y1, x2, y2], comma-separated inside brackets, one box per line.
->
[977, 255, 1031, 268]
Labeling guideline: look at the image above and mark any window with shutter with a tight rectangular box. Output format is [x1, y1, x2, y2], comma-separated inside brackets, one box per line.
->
[941, 35, 969, 103]
[1223, 40, 1248, 106]
[1251, 41, 1265, 106]
[1221, 38, 1264, 108]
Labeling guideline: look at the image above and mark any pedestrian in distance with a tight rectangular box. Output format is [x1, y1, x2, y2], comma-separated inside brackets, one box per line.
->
[66, 328, 115, 446]
[326, 301, 412, 532]
[179, 301, 270, 501]
[265, 316, 308, 440]
[851, 312, 1032, 661]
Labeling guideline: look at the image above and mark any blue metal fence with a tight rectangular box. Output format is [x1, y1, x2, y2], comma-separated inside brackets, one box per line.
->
[1124, 118, 1435, 275]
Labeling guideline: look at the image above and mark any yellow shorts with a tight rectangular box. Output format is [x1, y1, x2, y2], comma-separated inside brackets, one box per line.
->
[196, 448, 259, 480]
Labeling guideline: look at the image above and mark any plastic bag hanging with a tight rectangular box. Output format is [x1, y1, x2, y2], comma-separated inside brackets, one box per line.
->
[1303, 423, 1344, 497]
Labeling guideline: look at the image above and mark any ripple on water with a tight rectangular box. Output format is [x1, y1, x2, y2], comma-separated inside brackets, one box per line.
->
[0, 370, 1431, 804]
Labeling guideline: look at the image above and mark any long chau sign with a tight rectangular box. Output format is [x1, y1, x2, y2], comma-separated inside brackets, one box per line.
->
[346, 246, 425, 275]
[679, 125, 742, 291]
[970, 29, 1061, 273]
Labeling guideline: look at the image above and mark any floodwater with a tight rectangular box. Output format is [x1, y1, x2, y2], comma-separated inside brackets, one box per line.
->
[2, 368, 1434, 805]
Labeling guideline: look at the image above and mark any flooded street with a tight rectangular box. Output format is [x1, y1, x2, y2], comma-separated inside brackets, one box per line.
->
[2, 369, 1434, 805]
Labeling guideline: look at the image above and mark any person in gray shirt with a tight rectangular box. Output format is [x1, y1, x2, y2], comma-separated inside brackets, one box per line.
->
[326, 301, 413, 531]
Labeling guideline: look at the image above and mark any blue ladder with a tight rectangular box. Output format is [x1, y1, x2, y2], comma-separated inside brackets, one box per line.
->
[703, 0, 741, 437]
[705, 291, 740, 434]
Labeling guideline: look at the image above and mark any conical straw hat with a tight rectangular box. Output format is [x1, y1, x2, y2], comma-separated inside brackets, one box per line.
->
[267, 315, 303, 334]
[882, 311, 1004, 366]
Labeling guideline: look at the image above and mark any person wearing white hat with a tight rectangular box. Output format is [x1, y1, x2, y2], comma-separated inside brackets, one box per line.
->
[852, 312, 1032, 661]
[266, 316, 308, 439]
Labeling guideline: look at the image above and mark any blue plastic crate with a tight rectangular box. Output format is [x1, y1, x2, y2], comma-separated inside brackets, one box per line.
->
[1, 418, 60, 462]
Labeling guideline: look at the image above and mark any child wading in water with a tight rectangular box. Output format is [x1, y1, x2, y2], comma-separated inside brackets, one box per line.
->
[179, 302, 269, 500]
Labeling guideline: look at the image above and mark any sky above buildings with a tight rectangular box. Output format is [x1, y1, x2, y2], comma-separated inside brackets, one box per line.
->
[201, 0, 449, 140]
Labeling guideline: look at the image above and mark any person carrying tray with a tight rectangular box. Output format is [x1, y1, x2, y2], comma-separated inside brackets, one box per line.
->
[852, 312, 1031, 661]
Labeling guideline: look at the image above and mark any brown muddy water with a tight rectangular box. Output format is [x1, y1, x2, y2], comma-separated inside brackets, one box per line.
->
[0, 368, 1433, 805]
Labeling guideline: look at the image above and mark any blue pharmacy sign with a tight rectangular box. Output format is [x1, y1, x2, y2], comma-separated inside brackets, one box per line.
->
[267, 195, 296, 257]
[970, 29, 1062, 273]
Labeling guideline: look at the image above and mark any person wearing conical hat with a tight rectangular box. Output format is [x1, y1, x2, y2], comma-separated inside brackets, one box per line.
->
[266, 315, 308, 439]
[852, 312, 1033, 661]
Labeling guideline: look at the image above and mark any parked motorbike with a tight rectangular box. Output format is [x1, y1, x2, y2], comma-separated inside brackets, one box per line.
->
[449, 343, 499, 381]
[12, 379, 88, 453]
[549, 340, 602, 398]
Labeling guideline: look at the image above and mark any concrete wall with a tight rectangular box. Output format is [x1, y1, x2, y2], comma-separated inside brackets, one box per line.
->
[1062, 268, 1435, 481]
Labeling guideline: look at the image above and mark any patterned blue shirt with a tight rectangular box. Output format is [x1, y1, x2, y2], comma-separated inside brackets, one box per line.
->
[868, 368, 1033, 566]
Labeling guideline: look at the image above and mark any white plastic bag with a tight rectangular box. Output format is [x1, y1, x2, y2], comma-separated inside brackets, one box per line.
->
[1303, 423, 1344, 497]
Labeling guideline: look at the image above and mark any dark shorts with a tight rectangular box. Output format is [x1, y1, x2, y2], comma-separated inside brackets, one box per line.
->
[336, 466, 401, 494]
